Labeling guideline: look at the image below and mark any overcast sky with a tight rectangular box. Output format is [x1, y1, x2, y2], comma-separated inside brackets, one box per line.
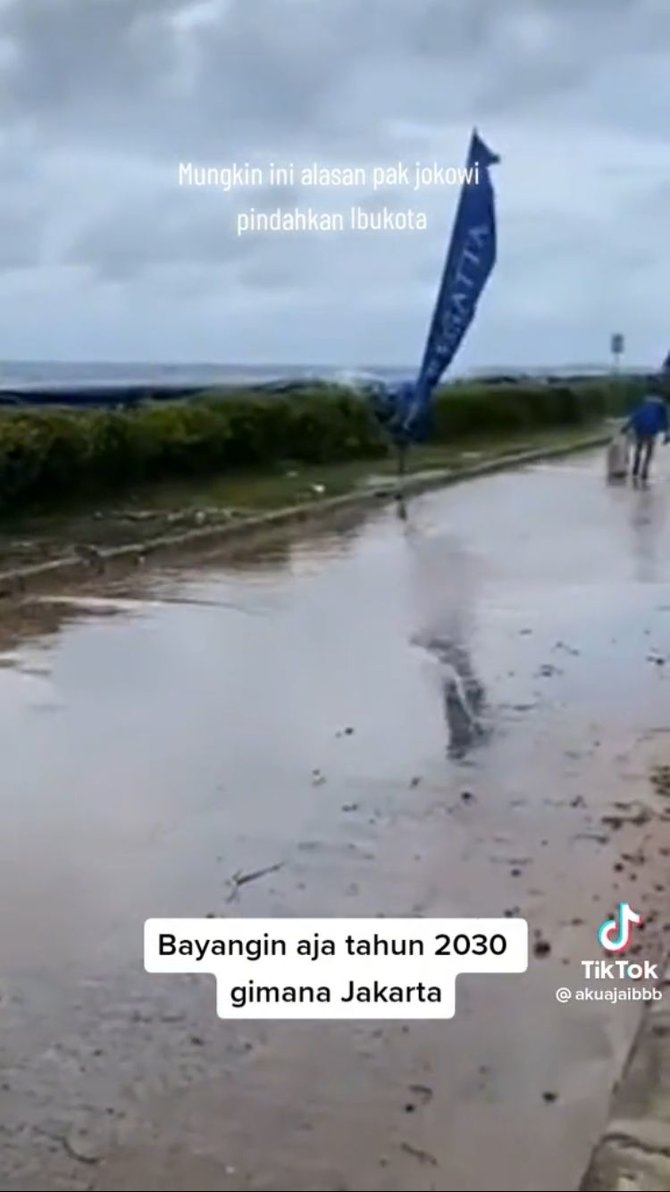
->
[1, 0, 669, 370]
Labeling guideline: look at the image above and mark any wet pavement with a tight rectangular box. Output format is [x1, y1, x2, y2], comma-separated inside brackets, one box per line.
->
[1, 448, 670, 1192]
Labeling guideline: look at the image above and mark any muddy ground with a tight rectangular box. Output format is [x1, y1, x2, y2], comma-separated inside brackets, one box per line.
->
[0, 448, 669, 1191]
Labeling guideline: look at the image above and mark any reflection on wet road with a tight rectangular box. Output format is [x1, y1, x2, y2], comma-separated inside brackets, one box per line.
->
[1, 449, 670, 1191]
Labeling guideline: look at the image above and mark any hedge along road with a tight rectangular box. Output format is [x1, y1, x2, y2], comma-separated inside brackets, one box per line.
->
[1, 446, 669, 1192]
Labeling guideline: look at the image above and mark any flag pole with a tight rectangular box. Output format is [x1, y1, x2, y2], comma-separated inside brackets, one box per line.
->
[397, 442, 407, 481]
[373, 129, 499, 510]
[396, 442, 408, 519]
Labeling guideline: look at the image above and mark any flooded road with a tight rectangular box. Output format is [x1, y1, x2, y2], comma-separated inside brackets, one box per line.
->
[1, 449, 670, 1192]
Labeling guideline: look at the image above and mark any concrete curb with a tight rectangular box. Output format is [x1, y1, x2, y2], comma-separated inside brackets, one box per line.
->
[580, 964, 670, 1191]
[0, 431, 609, 600]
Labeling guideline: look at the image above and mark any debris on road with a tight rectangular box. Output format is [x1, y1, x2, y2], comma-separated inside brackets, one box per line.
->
[225, 862, 284, 903]
[400, 1141, 438, 1167]
[533, 937, 552, 958]
[650, 764, 670, 796]
[408, 1083, 433, 1106]
[553, 641, 580, 656]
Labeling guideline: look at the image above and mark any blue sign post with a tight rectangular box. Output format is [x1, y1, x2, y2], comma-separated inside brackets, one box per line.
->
[386, 129, 499, 452]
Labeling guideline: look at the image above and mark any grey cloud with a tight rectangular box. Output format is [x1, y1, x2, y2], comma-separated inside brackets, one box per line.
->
[65, 186, 263, 279]
[238, 257, 303, 292]
[2, 0, 661, 158]
[4, 0, 163, 113]
[1, 0, 670, 366]
[0, 207, 44, 269]
[251, 185, 301, 211]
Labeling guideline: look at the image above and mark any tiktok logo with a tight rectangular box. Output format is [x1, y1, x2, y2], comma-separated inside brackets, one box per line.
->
[597, 902, 643, 953]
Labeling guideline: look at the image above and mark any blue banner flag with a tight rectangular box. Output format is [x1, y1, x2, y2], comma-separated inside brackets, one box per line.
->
[387, 129, 499, 444]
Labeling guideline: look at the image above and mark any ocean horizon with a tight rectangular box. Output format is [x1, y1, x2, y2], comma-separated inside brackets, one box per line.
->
[0, 359, 648, 392]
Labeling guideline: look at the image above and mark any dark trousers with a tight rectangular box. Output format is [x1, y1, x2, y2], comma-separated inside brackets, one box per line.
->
[632, 434, 655, 479]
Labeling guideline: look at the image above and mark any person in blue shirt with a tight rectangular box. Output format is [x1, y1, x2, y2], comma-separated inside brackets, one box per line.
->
[623, 392, 670, 482]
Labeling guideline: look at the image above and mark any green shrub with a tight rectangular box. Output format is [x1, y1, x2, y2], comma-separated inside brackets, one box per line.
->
[430, 377, 637, 439]
[0, 378, 642, 513]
